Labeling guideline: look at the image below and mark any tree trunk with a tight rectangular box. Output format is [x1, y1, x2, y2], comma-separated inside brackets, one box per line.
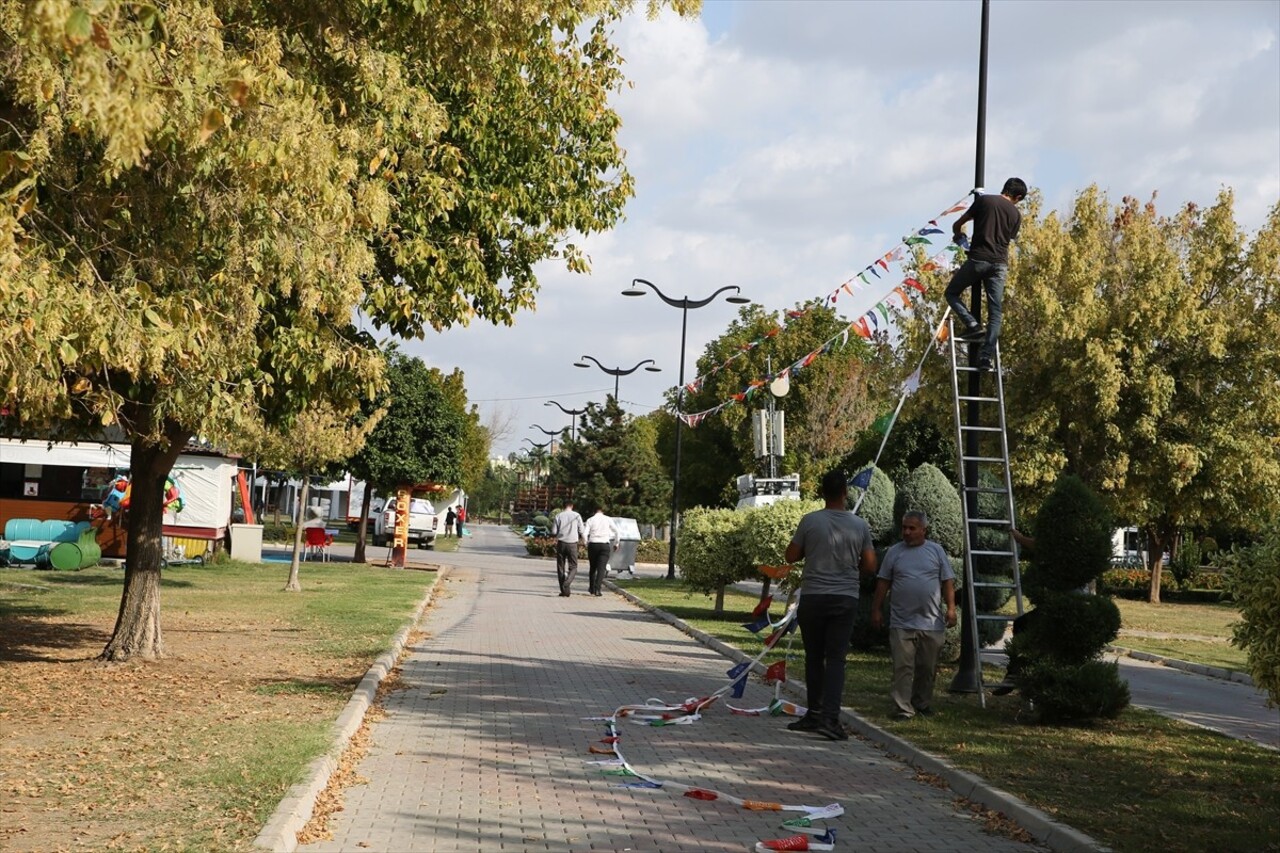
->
[101, 422, 189, 662]
[285, 475, 308, 591]
[1145, 525, 1171, 604]
[714, 584, 726, 614]
[354, 484, 375, 564]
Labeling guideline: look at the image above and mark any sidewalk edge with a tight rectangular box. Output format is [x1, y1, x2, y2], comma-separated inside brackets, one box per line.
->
[609, 582, 1111, 853]
[1107, 644, 1255, 686]
[252, 567, 451, 853]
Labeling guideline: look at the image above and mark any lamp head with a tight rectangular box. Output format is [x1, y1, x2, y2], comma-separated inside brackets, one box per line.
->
[726, 293, 751, 305]
[573, 361, 589, 369]
[621, 287, 646, 297]
[645, 365, 662, 373]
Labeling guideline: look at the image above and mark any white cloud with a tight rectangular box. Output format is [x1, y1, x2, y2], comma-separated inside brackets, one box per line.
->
[409, 0, 1280, 460]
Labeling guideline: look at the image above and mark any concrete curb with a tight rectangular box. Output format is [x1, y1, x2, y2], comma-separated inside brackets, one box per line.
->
[608, 581, 1111, 853]
[252, 567, 451, 853]
[1107, 644, 1255, 687]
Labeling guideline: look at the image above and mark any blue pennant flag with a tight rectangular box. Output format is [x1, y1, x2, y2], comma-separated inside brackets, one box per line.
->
[726, 661, 750, 681]
[741, 615, 771, 634]
[730, 675, 749, 698]
[849, 468, 873, 490]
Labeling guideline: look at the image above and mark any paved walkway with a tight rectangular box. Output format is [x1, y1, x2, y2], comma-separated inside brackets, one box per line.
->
[300, 525, 1051, 853]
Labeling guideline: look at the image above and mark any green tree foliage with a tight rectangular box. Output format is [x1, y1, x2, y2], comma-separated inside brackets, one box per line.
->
[548, 397, 671, 525]
[1027, 474, 1114, 596]
[740, 499, 820, 575]
[1002, 189, 1280, 602]
[676, 507, 750, 608]
[0, 1, 689, 659]
[343, 351, 464, 560]
[893, 463, 962, 555]
[895, 187, 1280, 605]
[668, 302, 889, 509]
[851, 465, 896, 545]
[1009, 475, 1129, 723]
[433, 366, 490, 496]
[1223, 530, 1280, 706]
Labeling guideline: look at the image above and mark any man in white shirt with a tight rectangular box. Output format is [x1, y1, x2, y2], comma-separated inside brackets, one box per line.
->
[582, 508, 620, 597]
[551, 501, 586, 597]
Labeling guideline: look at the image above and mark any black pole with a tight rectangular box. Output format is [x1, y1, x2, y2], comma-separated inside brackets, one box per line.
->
[951, 0, 990, 695]
[667, 302, 689, 580]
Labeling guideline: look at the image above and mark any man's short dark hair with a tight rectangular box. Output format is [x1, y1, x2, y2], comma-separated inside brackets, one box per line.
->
[821, 470, 848, 502]
[1002, 177, 1028, 200]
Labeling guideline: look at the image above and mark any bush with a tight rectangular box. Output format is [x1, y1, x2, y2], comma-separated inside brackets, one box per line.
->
[635, 538, 668, 564]
[1030, 475, 1113, 596]
[740, 500, 821, 573]
[1015, 659, 1130, 724]
[894, 463, 963, 555]
[524, 536, 585, 559]
[1005, 592, 1121, 666]
[677, 507, 751, 596]
[1223, 533, 1280, 707]
[854, 466, 896, 545]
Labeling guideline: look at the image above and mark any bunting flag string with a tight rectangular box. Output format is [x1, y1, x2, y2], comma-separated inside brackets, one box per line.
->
[584, 572, 841, 820]
[673, 194, 972, 403]
[678, 239, 964, 425]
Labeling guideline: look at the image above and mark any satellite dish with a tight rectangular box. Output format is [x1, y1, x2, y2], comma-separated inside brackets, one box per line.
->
[770, 375, 790, 397]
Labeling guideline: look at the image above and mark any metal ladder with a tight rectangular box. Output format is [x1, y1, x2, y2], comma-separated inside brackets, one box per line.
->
[946, 317, 1026, 707]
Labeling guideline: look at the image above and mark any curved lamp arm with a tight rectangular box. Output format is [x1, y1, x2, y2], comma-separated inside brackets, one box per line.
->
[545, 400, 588, 417]
[624, 278, 749, 310]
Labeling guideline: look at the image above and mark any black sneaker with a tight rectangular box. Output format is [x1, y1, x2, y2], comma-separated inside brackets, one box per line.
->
[975, 356, 993, 371]
[786, 715, 822, 732]
[815, 721, 849, 741]
[914, 706, 935, 717]
[957, 324, 986, 341]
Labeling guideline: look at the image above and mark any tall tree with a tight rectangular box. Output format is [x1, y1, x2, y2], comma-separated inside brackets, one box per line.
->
[433, 366, 490, 496]
[669, 302, 886, 507]
[237, 403, 381, 590]
[549, 397, 670, 524]
[344, 351, 464, 562]
[0, 0, 689, 659]
[898, 187, 1280, 603]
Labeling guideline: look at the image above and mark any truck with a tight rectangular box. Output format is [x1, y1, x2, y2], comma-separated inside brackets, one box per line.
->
[734, 473, 801, 510]
[369, 496, 438, 548]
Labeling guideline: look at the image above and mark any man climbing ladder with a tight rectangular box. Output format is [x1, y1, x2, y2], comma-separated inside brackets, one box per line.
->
[945, 177, 1028, 371]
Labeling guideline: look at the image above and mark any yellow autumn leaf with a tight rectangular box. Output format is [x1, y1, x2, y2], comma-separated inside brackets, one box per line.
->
[199, 108, 224, 144]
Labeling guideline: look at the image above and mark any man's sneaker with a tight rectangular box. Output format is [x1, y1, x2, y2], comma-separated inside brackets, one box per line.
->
[975, 356, 994, 371]
[786, 715, 822, 733]
[914, 706, 935, 717]
[957, 324, 986, 341]
[814, 720, 849, 741]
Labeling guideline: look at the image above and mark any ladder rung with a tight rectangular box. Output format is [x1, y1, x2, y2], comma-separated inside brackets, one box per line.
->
[971, 549, 1015, 557]
[976, 614, 1020, 621]
[955, 365, 991, 373]
[968, 518, 1011, 525]
[972, 581, 1019, 589]
[962, 486, 1008, 493]
[960, 425, 1003, 432]
[957, 395, 1000, 402]
[961, 455, 1007, 463]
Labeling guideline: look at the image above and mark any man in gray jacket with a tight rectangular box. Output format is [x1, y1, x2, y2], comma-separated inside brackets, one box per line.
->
[551, 501, 585, 597]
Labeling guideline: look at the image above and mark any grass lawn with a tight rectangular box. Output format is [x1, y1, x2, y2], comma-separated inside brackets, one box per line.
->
[0, 560, 435, 852]
[619, 579, 1279, 853]
[1111, 598, 1249, 672]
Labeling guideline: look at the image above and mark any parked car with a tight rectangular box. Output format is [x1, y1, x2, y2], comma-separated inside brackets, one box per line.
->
[369, 496, 438, 548]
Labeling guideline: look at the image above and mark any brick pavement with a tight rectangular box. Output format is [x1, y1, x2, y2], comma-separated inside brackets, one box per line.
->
[300, 527, 1049, 853]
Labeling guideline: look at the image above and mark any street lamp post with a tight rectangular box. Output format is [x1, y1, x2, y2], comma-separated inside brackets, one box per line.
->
[573, 355, 661, 401]
[622, 277, 751, 579]
[544, 401, 588, 442]
[529, 424, 565, 437]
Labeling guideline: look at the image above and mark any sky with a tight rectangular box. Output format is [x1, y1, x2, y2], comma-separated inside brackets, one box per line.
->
[407, 0, 1280, 460]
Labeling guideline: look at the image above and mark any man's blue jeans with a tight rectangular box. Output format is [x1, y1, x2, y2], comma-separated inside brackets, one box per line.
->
[944, 259, 1006, 359]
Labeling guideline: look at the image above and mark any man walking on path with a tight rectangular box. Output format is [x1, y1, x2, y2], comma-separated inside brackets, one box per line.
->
[444, 506, 456, 538]
[582, 507, 619, 597]
[783, 470, 878, 741]
[551, 501, 585, 597]
[945, 177, 1028, 371]
[871, 510, 957, 720]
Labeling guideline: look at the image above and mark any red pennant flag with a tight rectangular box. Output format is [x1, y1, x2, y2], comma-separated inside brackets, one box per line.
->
[751, 595, 773, 618]
[853, 318, 872, 338]
[765, 660, 787, 684]
[904, 277, 925, 292]
[943, 202, 967, 215]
